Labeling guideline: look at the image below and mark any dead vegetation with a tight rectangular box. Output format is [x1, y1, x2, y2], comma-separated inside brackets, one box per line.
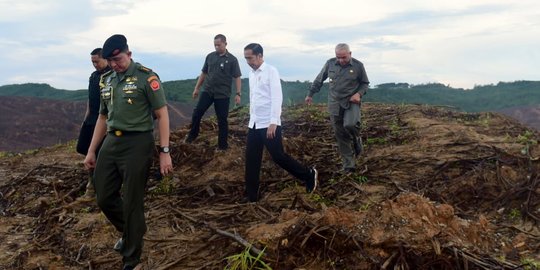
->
[0, 103, 539, 269]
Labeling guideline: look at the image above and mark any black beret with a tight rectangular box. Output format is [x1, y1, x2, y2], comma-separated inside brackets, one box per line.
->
[102, 34, 128, 58]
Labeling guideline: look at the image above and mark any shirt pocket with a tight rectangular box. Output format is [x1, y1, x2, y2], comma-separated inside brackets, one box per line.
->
[121, 86, 139, 104]
[345, 68, 359, 80]
[328, 70, 337, 84]
[257, 75, 272, 90]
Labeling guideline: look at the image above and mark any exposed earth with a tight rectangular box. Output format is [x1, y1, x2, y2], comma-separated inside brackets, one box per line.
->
[1, 95, 539, 153]
[0, 96, 192, 152]
[0, 103, 539, 269]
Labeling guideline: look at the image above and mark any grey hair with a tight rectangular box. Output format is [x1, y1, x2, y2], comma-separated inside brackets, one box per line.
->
[335, 43, 350, 52]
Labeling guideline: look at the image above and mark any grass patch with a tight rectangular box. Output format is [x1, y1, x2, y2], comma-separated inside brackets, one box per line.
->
[224, 246, 272, 270]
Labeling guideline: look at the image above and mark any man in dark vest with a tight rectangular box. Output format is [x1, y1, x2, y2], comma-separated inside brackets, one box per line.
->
[76, 48, 110, 198]
[184, 34, 242, 150]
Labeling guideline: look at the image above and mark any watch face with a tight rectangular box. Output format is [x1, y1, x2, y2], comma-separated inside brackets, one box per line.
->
[161, 147, 170, 153]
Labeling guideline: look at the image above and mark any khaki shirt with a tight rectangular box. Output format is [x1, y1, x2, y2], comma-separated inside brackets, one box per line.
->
[99, 60, 167, 132]
[309, 57, 369, 115]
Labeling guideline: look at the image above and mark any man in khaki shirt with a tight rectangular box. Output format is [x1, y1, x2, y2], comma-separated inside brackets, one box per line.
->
[306, 43, 369, 173]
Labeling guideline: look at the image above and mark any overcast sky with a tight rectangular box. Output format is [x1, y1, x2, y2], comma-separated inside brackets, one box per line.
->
[0, 0, 539, 90]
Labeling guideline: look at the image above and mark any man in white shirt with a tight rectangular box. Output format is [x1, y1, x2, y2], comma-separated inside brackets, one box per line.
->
[243, 43, 318, 202]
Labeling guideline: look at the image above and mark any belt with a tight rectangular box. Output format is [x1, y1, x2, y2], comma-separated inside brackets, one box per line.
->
[109, 130, 151, 137]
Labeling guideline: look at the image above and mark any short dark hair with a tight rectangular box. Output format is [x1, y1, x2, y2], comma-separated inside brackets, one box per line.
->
[214, 34, 226, 42]
[244, 43, 263, 56]
[90, 48, 102, 56]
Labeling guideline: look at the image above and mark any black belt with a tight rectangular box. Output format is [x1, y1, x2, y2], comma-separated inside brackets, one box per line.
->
[109, 130, 151, 137]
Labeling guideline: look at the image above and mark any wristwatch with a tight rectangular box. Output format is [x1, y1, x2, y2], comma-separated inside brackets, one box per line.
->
[159, 146, 170, 153]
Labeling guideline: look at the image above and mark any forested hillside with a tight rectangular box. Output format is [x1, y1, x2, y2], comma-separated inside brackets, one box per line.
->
[2, 80, 539, 113]
[0, 83, 87, 100]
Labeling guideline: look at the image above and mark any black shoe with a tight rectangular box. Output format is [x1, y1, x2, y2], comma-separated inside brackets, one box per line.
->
[353, 137, 363, 157]
[306, 167, 318, 193]
[113, 238, 124, 252]
[183, 134, 194, 144]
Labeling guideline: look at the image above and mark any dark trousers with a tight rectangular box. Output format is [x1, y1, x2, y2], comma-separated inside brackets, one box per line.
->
[93, 131, 154, 267]
[77, 122, 99, 155]
[330, 103, 361, 169]
[188, 91, 230, 149]
[77, 122, 103, 189]
[245, 126, 312, 202]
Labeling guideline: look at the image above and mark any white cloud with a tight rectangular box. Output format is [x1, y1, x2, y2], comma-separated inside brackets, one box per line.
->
[0, 0, 539, 89]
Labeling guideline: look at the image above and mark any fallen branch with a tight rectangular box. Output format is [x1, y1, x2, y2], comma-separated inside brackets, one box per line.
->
[168, 206, 264, 256]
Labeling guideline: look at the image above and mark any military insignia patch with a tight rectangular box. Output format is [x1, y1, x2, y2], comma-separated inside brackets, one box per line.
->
[123, 83, 137, 91]
[150, 80, 160, 91]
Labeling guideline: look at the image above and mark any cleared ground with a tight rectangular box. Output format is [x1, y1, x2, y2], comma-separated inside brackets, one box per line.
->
[1, 103, 539, 269]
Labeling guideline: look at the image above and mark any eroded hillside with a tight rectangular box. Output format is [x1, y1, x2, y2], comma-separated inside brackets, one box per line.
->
[0, 103, 539, 269]
[0, 96, 192, 152]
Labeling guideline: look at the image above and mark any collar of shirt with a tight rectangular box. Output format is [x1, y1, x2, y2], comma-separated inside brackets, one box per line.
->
[334, 58, 352, 67]
[98, 66, 111, 75]
[112, 60, 136, 81]
[215, 50, 230, 58]
[250, 61, 266, 73]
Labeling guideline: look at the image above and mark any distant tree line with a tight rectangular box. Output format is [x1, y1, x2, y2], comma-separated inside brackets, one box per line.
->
[1, 80, 539, 113]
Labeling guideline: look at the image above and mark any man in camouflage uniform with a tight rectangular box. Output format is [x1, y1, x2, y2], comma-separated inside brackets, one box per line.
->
[84, 34, 173, 270]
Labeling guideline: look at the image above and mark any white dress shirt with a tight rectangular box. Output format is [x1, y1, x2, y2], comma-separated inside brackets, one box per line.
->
[248, 62, 282, 129]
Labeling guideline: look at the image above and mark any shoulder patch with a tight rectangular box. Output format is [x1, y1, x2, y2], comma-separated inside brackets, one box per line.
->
[150, 79, 161, 91]
[137, 64, 152, 73]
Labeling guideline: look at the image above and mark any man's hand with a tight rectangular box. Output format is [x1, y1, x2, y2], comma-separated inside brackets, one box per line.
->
[84, 152, 96, 170]
[305, 96, 313, 105]
[160, 153, 173, 176]
[267, 124, 277, 139]
[192, 88, 199, 99]
[234, 94, 241, 105]
[349, 93, 361, 104]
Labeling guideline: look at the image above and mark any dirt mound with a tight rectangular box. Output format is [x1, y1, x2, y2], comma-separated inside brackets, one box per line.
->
[1, 104, 539, 269]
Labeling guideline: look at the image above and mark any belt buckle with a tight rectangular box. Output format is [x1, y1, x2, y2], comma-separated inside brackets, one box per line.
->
[115, 130, 123, 137]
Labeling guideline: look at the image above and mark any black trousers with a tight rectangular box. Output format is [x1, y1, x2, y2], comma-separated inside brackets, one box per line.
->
[76, 122, 96, 155]
[245, 126, 312, 202]
[188, 91, 230, 149]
